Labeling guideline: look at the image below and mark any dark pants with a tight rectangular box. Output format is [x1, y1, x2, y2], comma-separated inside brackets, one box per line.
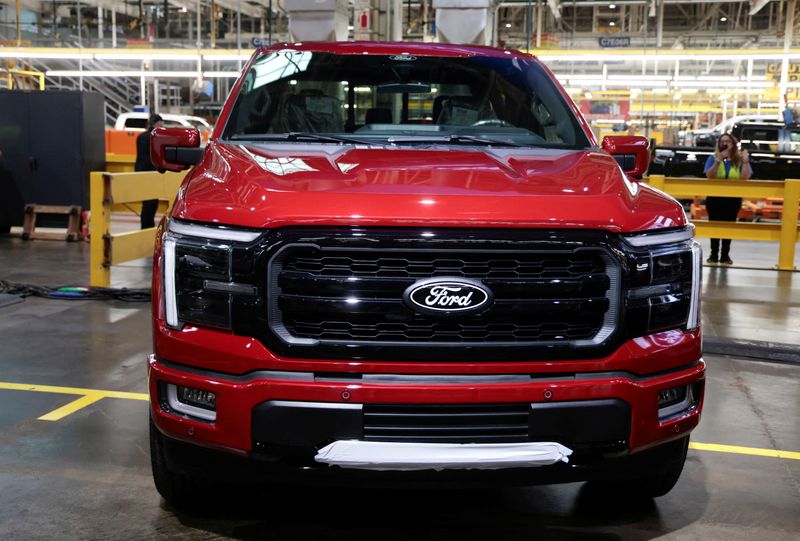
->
[705, 196, 742, 259]
[141, 199, 158, 229]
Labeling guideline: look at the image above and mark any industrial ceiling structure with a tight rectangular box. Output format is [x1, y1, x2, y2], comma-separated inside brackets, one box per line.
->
[1, 0, 798, 133]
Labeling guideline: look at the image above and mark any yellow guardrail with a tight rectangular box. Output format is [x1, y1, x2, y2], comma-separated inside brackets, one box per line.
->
[89, 171, 185, 287]
[647, 175, 800, 271]
[89, 168, 797, 287]
[2, 67, 45, 90]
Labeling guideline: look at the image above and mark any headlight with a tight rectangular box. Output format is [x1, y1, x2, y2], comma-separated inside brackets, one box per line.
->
[623, 226, 701, 336]
[163, 219, 261, 330]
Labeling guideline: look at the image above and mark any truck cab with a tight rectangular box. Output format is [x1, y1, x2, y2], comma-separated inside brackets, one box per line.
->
[147, 42, 704, 508]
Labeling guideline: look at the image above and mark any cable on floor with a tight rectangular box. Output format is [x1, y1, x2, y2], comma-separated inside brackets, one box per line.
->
[0, 280, 151, 302]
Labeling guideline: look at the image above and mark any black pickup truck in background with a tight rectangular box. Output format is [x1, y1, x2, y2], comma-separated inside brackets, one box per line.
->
[649, 122, 800, 180]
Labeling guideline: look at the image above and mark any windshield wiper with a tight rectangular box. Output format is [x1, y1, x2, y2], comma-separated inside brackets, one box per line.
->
[446, 134, 526, 147]
[388, 134, 525, 147]
[230, 132, 373, 145]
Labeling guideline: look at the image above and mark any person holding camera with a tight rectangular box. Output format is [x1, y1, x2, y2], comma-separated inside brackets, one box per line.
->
[703, 133, 752, 265]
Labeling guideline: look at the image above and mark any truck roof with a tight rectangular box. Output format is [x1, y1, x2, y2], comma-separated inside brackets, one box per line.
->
[258, 41, 535, 61]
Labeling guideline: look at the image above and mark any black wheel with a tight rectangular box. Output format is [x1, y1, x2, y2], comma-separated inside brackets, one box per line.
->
[150, 418, 224, 510]
[589, 436, 689, 498]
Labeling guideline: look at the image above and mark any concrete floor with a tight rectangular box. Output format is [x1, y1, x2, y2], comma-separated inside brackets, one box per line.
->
[0, 237, 799, 540]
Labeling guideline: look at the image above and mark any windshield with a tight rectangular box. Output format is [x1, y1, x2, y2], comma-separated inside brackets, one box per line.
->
[222, 50, 590, 148]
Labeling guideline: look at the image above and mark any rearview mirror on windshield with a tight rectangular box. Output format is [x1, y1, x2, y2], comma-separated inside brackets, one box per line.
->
[376, 82, 432, 94]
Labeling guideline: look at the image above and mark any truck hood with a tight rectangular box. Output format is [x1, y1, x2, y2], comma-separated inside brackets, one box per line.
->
[171, 142, 686, 233]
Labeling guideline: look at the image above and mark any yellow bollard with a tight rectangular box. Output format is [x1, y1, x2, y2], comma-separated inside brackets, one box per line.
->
[89, 172, 111, 287]
[778, 179, 800, 271]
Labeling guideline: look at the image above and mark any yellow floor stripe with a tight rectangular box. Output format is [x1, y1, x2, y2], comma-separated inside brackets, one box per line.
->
[690, 442, 800, 461]
[0, 381, 148, 401]
[38, 394, 105, 422]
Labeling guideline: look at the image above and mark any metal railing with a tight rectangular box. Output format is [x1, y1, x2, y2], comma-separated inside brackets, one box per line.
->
[646, 175, 800, 271]
[89, 170, 185, 287]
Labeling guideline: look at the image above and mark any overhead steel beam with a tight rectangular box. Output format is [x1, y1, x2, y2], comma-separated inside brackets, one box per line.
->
[546, 0, 560, 20]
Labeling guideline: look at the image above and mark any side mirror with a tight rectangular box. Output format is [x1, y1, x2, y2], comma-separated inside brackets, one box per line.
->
[150, 127, 203, 172]
[601, 135, 650, 178]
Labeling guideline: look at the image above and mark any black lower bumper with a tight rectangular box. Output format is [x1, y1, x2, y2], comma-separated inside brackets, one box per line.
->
[158, 427, 687, 489]
[153, 397, 684, 489]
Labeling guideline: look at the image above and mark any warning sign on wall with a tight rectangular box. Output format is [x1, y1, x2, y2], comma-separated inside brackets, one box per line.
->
[354, 0, 372, 40]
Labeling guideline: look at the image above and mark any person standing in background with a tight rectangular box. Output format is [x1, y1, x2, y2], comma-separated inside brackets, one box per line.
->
[135, 114, 163, 229]
[703, 133, 752, 265]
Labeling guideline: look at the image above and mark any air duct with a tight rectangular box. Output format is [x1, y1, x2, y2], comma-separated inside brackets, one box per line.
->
[284, 0, 350, 41]
[432, 0, 497, 45]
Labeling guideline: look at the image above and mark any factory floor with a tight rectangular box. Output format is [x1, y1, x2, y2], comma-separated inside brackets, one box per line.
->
[0, 236, 798, 540]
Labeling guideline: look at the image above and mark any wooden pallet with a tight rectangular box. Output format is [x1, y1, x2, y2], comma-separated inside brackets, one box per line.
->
[21, 204, 83, 242]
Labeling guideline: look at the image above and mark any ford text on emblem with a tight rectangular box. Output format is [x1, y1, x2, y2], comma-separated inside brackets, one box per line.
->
[403, 277, 494, 316]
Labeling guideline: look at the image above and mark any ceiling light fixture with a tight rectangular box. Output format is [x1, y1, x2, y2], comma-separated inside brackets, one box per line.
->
[46, 70, 201, 78]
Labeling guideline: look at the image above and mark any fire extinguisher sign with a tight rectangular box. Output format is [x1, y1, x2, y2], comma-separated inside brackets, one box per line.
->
[355, 0, 371, 39]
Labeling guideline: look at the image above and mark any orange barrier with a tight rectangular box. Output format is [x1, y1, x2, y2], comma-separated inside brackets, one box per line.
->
[105, 129, 141, 156]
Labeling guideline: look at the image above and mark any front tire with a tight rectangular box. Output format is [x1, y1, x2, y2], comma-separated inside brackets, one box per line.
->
[590, 436, 690, 498]
[150, 418, 224, 510]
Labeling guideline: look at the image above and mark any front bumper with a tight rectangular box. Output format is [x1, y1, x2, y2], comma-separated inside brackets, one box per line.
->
[148, 353, 705, 466]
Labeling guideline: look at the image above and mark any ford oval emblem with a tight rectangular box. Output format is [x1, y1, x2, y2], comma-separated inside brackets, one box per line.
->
[403, 277, 494, 316]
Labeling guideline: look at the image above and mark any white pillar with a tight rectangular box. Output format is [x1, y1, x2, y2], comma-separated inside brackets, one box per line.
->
[140, 72, 147, 107]
[779, 0, 796, 109]
[392, 0, 402, 40]
[112, 8, 117, 48]
[237, 0, 242, 71]
[196, 0, 202, 47]
[77, 0, 83, 46]
[746, 58, 753, 111]
[153, 78, 159, 113]
[535, 0, 542, 49]
[422, 0, 429, 41]
[97, 6, 103, 40]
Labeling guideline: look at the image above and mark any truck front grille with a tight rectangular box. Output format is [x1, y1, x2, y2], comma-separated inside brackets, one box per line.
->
[265, 229, 621, 361]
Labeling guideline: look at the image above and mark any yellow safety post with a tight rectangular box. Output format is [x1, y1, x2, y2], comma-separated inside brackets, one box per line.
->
[89, 172, 111, 287]
[778, 179, 800, 271]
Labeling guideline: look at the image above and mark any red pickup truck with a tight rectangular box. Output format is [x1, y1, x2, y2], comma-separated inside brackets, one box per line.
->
[147, 41, 704, 508]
